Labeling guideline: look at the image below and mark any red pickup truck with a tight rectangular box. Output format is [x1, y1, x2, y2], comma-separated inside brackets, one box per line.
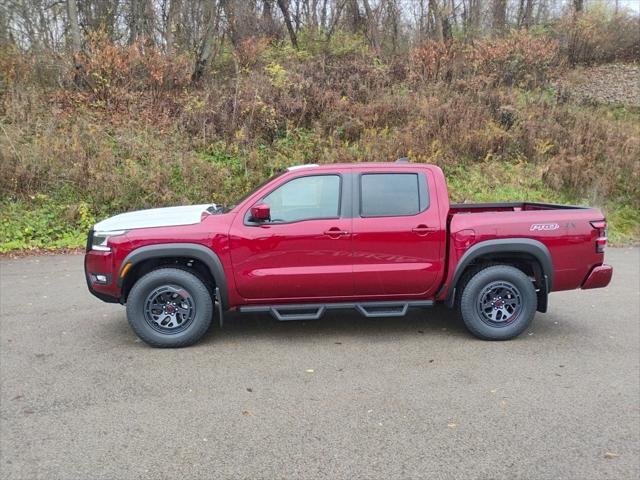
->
[85, 162, 612, 347]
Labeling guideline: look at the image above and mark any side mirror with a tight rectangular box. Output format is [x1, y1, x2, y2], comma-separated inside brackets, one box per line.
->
[250, 203, 271, 222]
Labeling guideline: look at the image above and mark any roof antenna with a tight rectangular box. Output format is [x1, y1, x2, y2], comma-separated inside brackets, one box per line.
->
[395, 157, 410, 163]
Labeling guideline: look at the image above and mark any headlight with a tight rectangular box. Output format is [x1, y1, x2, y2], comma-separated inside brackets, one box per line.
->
[91, 230, 126, 251]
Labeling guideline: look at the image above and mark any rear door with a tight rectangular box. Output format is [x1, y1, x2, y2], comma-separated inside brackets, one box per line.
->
[229, 171, 354, 301]
[351, 167, 445, 297]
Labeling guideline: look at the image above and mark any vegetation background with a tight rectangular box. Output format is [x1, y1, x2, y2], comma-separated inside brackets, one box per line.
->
[1, 0, 639, 252]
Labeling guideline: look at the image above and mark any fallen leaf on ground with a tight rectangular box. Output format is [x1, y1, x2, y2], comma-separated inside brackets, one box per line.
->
[242, 410, 253, 417]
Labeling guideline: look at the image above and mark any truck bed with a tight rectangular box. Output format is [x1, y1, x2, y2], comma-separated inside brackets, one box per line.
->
[449, 202, 589, 215]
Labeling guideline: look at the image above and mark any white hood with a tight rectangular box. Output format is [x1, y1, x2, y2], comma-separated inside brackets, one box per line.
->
[93, 204, 215, 232]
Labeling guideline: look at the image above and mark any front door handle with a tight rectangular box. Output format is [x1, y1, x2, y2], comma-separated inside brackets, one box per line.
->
[412, 225, 435, 236]
[324, 227, 349, 238]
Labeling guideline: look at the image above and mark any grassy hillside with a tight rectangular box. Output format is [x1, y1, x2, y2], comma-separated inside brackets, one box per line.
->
[1, 26, 639, 252]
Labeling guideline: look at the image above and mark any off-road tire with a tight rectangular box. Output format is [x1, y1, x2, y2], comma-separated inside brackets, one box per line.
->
[459, 265, 537, 340]
[126, 268, 213, 348]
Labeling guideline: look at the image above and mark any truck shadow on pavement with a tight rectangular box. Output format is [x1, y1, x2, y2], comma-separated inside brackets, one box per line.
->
[205, 306, 470, 343]
[197, 305, 567, 345]
[99, 305, 570, 347]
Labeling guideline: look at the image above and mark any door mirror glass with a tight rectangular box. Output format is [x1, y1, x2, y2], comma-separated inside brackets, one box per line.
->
[250, 203, 271, 222]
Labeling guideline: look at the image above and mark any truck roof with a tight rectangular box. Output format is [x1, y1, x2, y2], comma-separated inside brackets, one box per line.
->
[286, 162, 430, 171]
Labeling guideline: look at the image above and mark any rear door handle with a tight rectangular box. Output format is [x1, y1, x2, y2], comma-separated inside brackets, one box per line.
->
[324, 227, 349, 238]
[412, 225, 435, 236]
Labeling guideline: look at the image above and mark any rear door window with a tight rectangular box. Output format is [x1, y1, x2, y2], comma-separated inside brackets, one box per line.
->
[360, 173, 421, 217]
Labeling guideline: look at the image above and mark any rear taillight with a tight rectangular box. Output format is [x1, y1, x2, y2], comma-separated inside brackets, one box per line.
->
[590, 220, 607, 253]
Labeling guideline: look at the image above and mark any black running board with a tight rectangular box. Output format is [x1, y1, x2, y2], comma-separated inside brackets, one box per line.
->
[238, 301, 433, 321]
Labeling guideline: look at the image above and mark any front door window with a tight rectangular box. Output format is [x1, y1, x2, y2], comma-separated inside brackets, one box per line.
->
[261, 175, 341, 223]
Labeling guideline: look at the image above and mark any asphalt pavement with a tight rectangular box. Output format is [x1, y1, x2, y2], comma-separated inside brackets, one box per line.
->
[1, 248, 638, 480]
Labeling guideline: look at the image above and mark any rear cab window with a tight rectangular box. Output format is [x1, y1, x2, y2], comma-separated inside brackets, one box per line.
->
[360, 172, 429, 217]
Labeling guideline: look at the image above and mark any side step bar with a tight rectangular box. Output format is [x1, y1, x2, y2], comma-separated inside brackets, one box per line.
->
[238, 301, 433, 321]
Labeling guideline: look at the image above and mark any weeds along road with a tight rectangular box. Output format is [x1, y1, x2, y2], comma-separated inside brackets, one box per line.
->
[1, 248, 638, 480]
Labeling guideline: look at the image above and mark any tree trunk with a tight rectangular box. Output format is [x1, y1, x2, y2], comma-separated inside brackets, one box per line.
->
[263, 0, 273, 19]
[142, 0, 156, 46]
[441, 0, 453, 39]
[442, 16, 452, 40]
[320, 0, 328, 30]
[429, 0, 443, 41]
[66, 0, 84, 86]
[417, 0, 426, 40]
[346, 0, 362, 34]
[521, 0, 534, 29]
[469, 0, 481, 36]
[221, 0, 243, 47]
[516, 0, 524, 26]
[262, 0, 279, 36]
[491, 0, 507, 36]
[326, 0, 347, 40]
[192, 1, 220, 82]
[66, 0, 82, 53]
[276, 0, 299, 48]
[362, 0, 378, 49]
[0, 5, 10, 47]
[166, 0, 182, 54]
[129, 0, 156, 46]
[535, 0, 547, 25]
[310, 0, 319, 29]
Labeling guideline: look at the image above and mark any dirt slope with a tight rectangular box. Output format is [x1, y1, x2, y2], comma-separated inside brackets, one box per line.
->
[556, 63, 640, 107]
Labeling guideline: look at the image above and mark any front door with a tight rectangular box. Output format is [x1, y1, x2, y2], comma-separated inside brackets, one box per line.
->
[351, 169, 445, 297]
[229, 173, 353, 301]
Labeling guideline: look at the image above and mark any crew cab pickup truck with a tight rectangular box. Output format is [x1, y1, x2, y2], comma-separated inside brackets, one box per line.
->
[85, 162, 613, 347]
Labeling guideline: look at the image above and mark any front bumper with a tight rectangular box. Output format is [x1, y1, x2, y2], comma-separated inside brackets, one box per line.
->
[581, 264, 613, 290]
[84, 250, 121, 303]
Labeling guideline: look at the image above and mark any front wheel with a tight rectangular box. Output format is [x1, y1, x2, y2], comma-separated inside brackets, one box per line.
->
[126, 268, 213, 347]
[459, 265, 537, 340]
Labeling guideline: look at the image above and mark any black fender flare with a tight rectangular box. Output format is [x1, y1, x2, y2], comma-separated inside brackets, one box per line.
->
[118, 243, 229, 310]
[445, 238, 553, 309]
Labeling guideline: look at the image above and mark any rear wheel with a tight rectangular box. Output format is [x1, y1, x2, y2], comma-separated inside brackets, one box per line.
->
[459, 265, 537, 340]
[126, 268, 213, 347]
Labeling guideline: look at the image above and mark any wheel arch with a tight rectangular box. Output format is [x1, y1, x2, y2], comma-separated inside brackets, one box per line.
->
[446, 238, 553, 312]
[118, 243, 228, 309]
